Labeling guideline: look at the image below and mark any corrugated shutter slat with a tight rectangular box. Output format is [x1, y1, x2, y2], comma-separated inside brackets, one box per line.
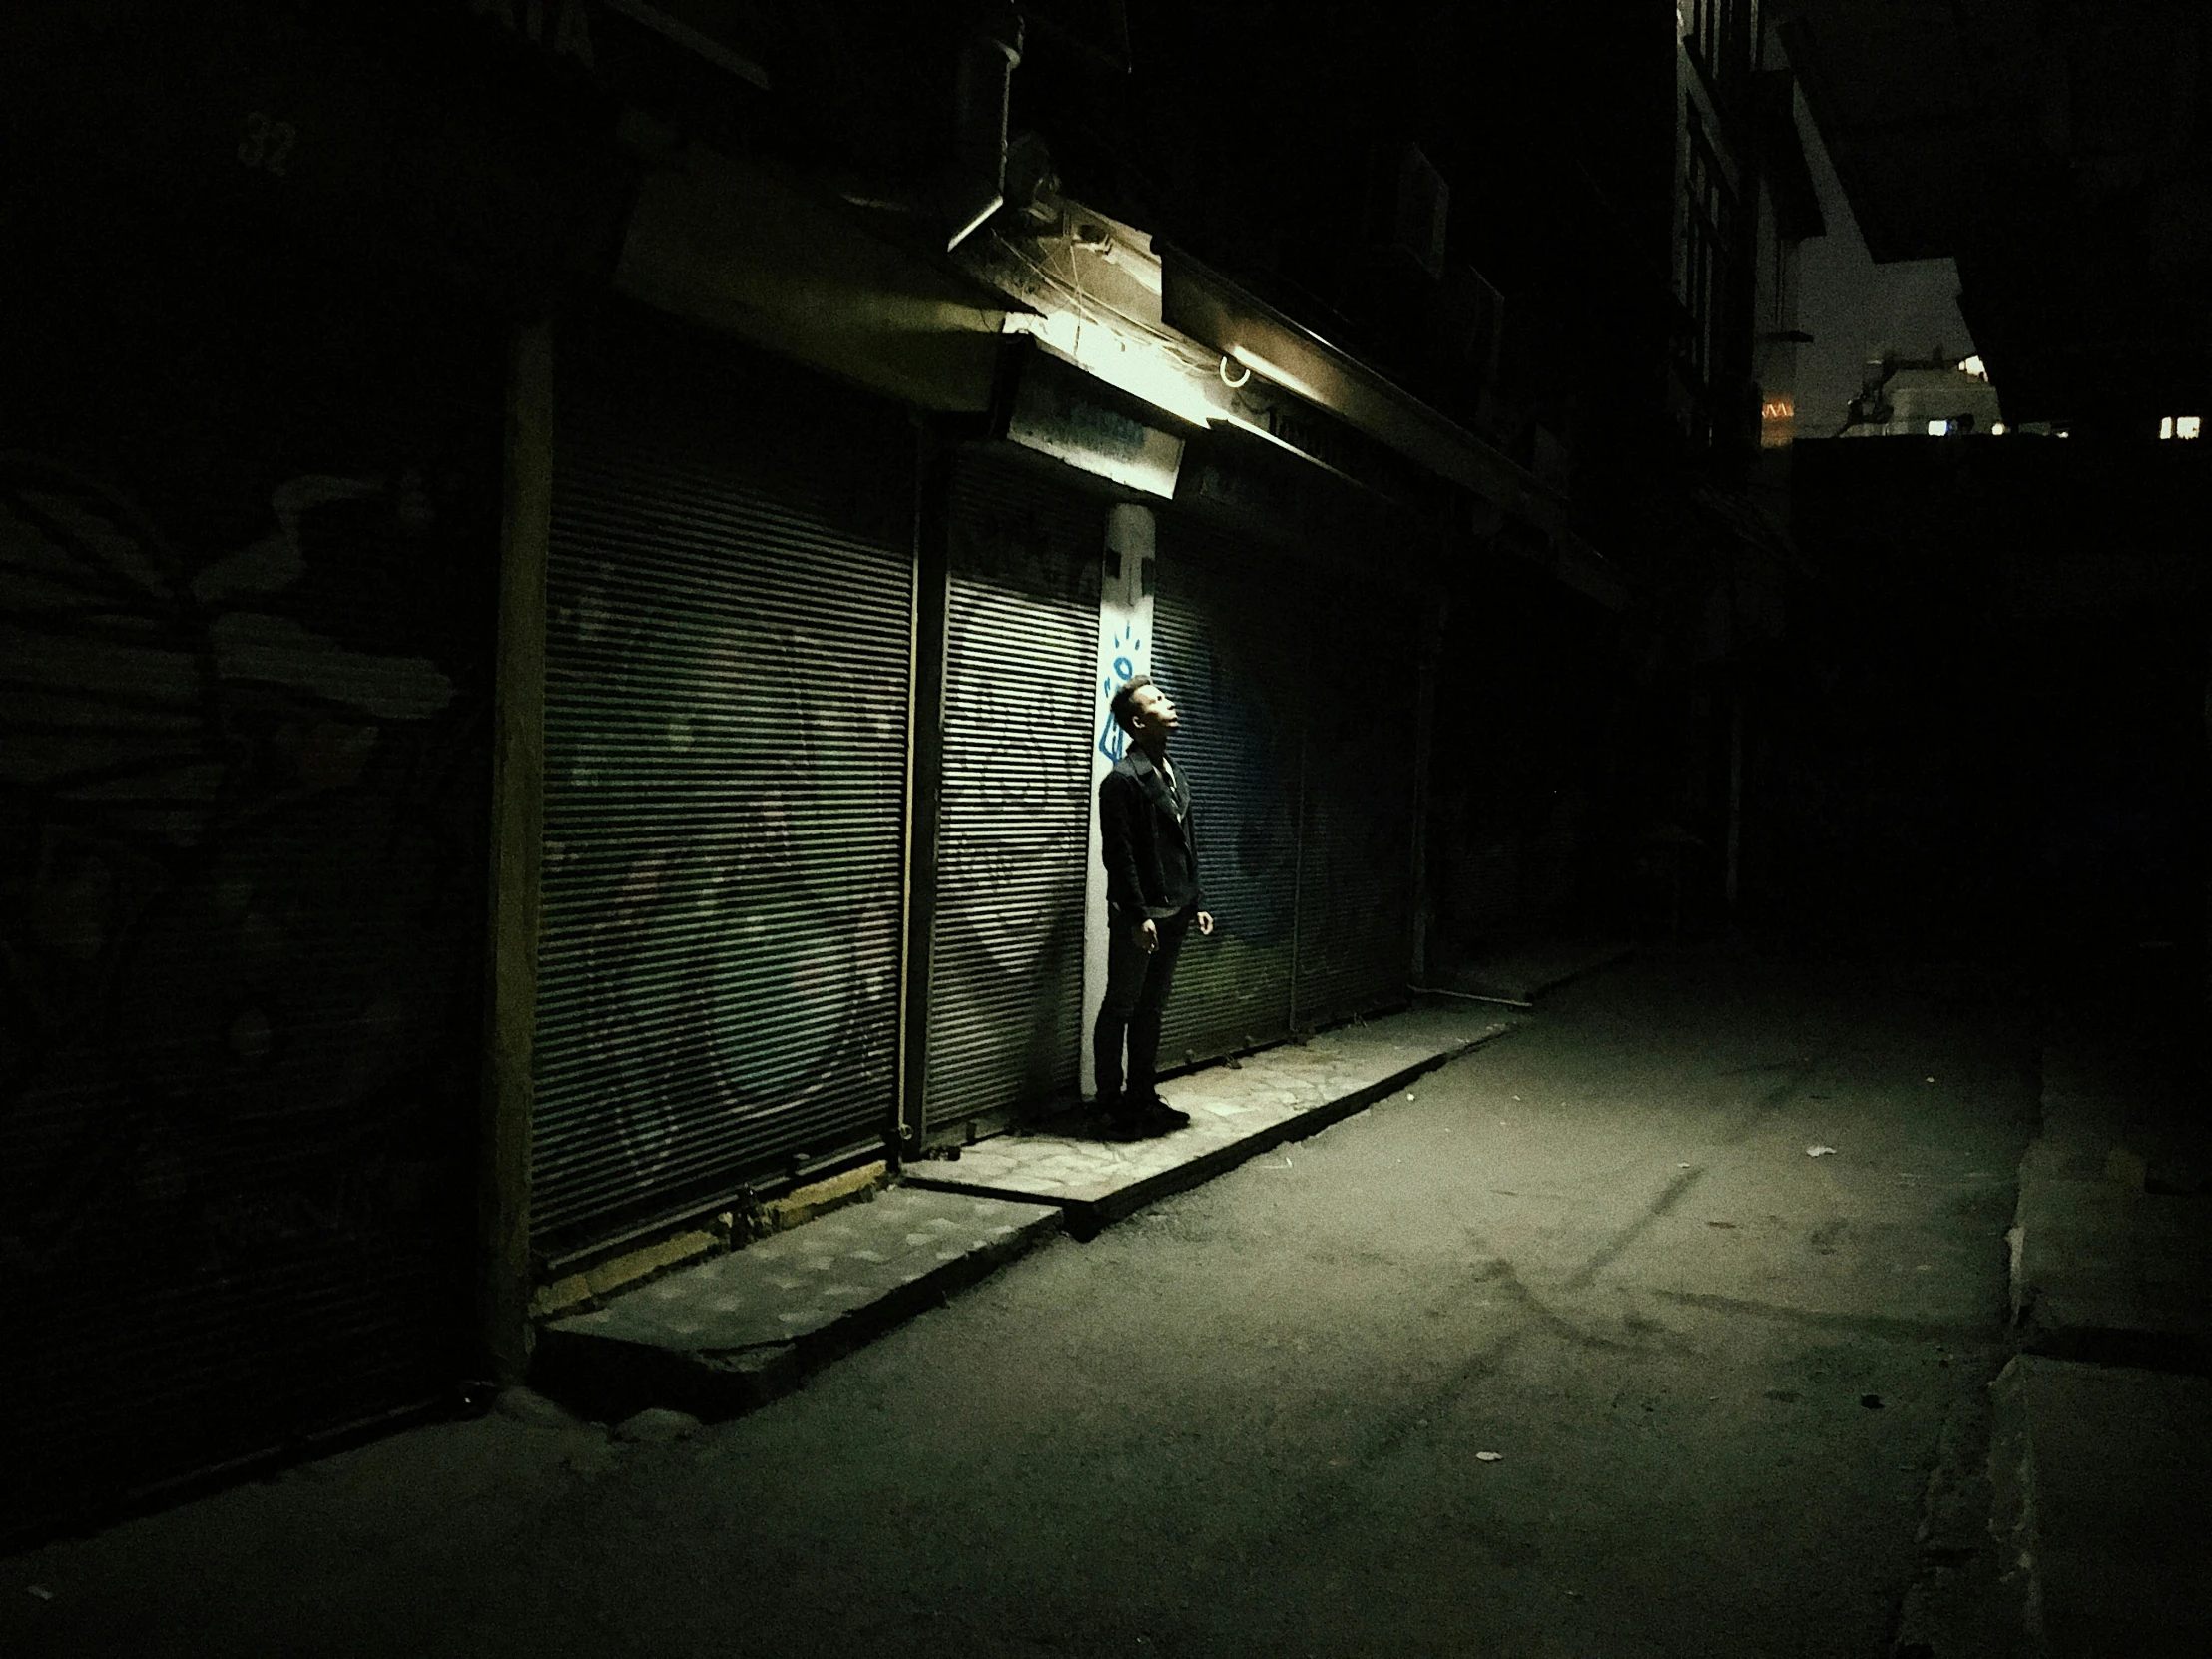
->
[531, 326, 913, 1253]
[1294, 595, 1419, 1024]
[1150, 522, 1303, 1063]
[922, 455, 1099, 1131]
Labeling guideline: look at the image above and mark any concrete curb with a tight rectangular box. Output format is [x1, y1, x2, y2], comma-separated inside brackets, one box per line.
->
[2008, 1041, 2212, 1375]
[908, 1025, 1518, 1235]
[1982, 1354, 2212, 1658]
[1890, 1370, 2024, 1659]
[1446, 940, 1635, 1005]
[1934, 1003, 2212, 1658]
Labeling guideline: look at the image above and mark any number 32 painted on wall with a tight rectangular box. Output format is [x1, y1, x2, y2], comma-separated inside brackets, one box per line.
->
[238, 112, 297, 177]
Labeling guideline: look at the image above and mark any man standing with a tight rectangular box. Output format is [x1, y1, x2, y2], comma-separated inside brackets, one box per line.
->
[1094, 675, 1215, 1135]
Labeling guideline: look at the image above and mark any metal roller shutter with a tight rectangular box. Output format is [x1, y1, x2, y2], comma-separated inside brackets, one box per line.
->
[1149, 520, 1304, 1065]
[532, 322, 914, 1255]
[0, 207, 495, 1540]
[921, 453, 1099, 1132]
[1295, 588, 1420, 1025]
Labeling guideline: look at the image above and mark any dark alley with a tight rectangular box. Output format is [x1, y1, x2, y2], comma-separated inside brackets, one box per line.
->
[6, 4, 2212, 1655]
[6, 951, 2049, 1658]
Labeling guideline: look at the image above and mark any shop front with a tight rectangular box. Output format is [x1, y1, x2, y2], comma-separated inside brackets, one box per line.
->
[0, 186, 503, 1539]
[1147, 436, 1435, 1069]
[909, 342, 1445, 1124]
[919, 449, 1104, 1139]
[529, 305, 920, 1264]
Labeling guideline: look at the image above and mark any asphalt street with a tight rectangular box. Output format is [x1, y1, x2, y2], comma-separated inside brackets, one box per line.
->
[4, 947, 2038, 1659]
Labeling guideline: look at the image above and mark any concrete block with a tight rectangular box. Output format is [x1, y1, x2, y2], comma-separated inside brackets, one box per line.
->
[611, 1408, 701, 1445]
[2011, 1136, 2212, 1369]
[1989, 1356, 2212, 1658]
[530, 1188, 1061, 1422]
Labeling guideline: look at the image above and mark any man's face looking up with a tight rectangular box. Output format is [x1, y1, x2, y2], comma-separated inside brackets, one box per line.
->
[1127, 683, 1179, 749]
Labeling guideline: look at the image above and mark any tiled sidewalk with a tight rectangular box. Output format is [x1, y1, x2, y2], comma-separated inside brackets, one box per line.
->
[905, 1003, 1521, 1227]
[533, 1187, 1062, 1421]
[529, 1002, 1522, 1422]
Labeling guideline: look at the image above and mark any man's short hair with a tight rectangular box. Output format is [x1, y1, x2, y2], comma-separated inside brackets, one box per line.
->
[1110, 674, 1155, 734]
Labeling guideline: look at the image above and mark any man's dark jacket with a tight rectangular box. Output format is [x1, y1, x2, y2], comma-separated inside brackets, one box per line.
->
[1099, 748, 1203, 926]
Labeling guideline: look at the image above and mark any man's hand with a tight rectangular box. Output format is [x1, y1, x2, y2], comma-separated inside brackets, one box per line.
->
[1139, 919, 1159, 955]
[1196, 911, 1215, 936]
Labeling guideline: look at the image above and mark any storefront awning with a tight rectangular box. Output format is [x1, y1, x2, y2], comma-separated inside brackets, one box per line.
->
[1158, 247, 1562, 532]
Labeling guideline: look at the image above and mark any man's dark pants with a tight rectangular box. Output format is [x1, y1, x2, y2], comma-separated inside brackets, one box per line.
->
[1093, 905, 1193, 1109]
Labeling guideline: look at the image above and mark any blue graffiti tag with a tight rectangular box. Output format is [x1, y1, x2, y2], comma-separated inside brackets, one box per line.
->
[1097, 631, 1143, 762]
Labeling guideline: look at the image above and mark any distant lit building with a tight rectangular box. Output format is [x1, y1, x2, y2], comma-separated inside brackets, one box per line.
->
[1837, 351, 2005, 436]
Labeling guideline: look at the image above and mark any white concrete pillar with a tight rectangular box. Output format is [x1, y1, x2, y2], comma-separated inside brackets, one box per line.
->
[1080, 502, 1156, 1099]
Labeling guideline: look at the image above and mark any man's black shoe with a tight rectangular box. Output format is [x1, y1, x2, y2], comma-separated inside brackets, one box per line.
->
[1087, 1097, 1145, 1140]
[1128, 1099, 1191, 1132]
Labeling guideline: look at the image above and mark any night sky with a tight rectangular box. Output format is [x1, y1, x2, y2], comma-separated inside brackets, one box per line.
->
[1791, 70, 1978, 436]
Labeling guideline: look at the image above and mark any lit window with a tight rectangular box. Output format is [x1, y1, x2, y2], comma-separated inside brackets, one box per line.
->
[2162, 416, 2175, 439]
[1928, 420, 1949, 436]
[2181, 416, 2203, 439]
[1959, 355, 1987, 380]
[1759, 393, 1795, 448]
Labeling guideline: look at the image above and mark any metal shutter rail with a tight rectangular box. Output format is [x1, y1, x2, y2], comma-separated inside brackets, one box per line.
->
[922, 455, 1099, 1132]
[1150, 520, 1303, 1063]
[1295, 590, 1420, 1025]
[533, 336, 913, 1252]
